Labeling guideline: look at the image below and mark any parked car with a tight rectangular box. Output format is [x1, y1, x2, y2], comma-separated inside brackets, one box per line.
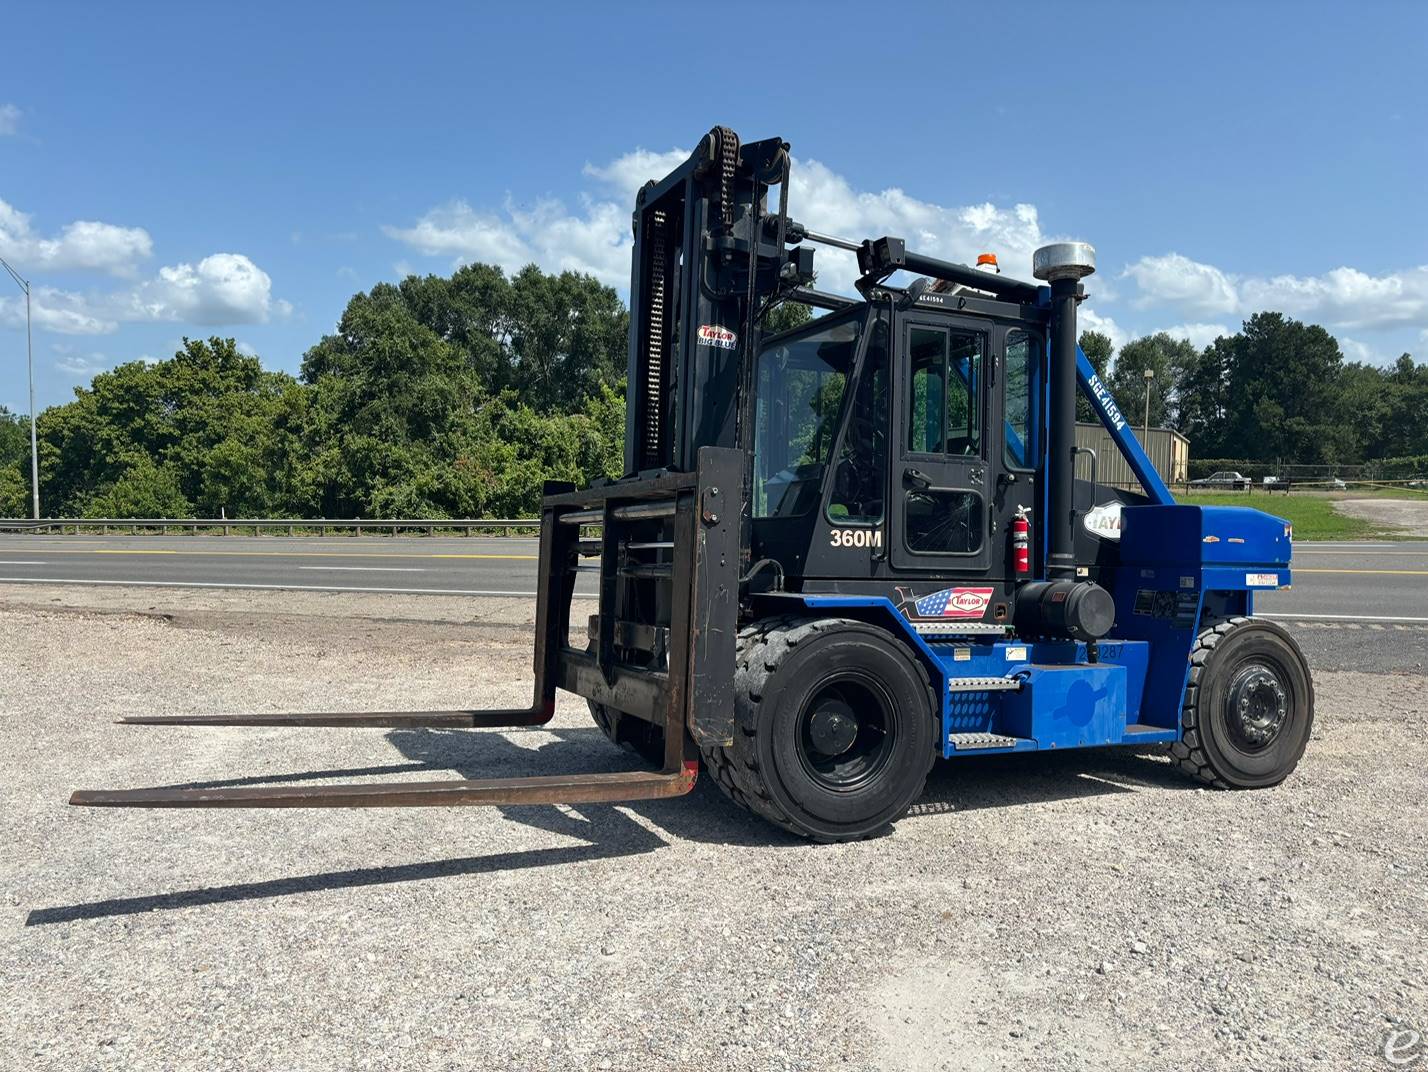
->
[1190, 470, 1250, 490]
[1262, 475, 1292, 493]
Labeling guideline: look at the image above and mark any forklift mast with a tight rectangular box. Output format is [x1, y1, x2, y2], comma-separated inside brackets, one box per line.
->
[624, 126, 811, 475]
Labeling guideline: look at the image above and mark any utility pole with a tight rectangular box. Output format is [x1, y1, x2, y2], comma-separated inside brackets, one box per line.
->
[0, 255, 39, 519]
[1142, 367, 1155, 442]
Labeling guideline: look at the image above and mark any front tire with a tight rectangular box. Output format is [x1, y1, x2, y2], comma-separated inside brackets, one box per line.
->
[1171, 616, 1313, 788]
[702, 616, 937, 842]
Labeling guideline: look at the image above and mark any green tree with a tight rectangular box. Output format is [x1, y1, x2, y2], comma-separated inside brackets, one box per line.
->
[1178, 336, 1234, 456]
[1216, 313, 1353, 463]
[299, 283, 480, 517]
[35, 338, 305, 518]
[1107, 332, 1199, 431]
[0, 405, 27, 468]
[504, 266, 628, 411]
[84, 455, 192, 518]
[760, 300, 813, 338]
[1076, 331, 1113, 423]
[0, 464, 26, 516]
[1375, 354, 1428, 459]
[0, 406, 28, 515]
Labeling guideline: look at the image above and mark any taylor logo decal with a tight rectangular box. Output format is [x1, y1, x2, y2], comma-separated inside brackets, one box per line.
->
[1083, 501, 1123, 541]
[895, 585, 994, 620]
[696, 324, 737, 350]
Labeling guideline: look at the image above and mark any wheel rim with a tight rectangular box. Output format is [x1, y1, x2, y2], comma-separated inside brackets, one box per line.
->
[1225, 661, 1290, 752]
[795, 676, 896, 791]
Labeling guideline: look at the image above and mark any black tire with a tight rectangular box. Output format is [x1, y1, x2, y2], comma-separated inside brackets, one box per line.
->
[1170, 616, 1313, 789]
[586, 643, 665, 766]
[701, 616, 937, 842]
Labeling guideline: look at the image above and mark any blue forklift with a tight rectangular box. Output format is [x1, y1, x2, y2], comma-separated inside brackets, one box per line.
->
[72, 127, 1313, 842]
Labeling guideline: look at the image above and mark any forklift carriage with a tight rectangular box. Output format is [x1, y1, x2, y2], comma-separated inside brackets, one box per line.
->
[72, 127, 1313, 842]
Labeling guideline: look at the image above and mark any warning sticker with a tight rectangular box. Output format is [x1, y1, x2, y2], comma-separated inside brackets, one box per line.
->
[1135, 588, 1199, 627]
[1246, 572, 1279, 587]
[1005, 646, 1028, 661]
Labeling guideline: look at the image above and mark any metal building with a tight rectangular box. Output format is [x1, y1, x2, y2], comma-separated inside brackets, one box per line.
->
[1075, 422, 1189, 489]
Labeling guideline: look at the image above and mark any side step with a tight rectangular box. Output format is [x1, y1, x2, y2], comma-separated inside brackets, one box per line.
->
[947, 732, 1028, 751]
[947, 676, 1023, 693]
[910, 622, 1008, 637]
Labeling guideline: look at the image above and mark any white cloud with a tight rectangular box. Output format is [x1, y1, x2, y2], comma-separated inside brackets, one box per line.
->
[0, 197, 152, 276]
[1337, 336, 1389, 365]
[1079, 307, 1129, 352]
[1, 253, 280, 335]
[385, 146, 1061, 295]
[1156, 322, 1232, 350]
[1125, 251, 1428, 332]
[6, 287, 119, 334]
[1240, 266, 1428, 329]
[582, 148, 690, 202]
[0, 104, 19, 136]
[787, 158, 1052, 293]
[384, 195, 631, 286]
[123, 253, 278, 325]
[51, 345, 108, 376]
[1123, 253, 1238, 317]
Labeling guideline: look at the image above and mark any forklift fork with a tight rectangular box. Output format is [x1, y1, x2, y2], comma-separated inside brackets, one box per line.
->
[69, 449, 742, 812]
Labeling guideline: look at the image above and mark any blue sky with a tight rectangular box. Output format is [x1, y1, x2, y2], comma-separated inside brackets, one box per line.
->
[4, 1, 1427, 413]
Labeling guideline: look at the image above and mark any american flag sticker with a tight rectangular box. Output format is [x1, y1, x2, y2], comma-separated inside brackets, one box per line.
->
[910, 587, 994, 619]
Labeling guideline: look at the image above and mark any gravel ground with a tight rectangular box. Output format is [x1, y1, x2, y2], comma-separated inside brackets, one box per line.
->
[3, 584, 1426, 1071]
[1334, 497, 1428, 536]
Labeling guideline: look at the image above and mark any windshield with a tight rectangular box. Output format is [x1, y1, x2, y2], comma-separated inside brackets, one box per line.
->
[752, 312, 863, 518]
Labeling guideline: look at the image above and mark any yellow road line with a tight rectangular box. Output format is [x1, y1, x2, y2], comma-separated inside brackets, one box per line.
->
[0, 548, 537, 561]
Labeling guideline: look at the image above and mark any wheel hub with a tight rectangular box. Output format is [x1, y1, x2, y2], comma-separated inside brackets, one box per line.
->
[808, 701, 859, 756]
[796, 679, 896, 792]
[1227, 663, 1288, 750]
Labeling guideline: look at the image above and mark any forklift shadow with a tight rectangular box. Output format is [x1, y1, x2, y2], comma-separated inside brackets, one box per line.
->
[25, 725, 797, 927]
[911, 747, 1195, 817]
[30, 738, 1194, 926]
[383, 726, 804, 850]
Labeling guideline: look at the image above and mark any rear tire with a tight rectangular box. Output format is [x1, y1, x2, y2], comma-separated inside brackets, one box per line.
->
[1171, 616, 1313, 788]
[701, 616, 937, 842]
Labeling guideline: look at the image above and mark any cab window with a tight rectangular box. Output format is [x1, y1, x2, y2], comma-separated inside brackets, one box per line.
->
[1004, 329, 1038, 469]
[826, 313, 888, 524]
[752, 313, 861, 518]
[907, 326, 983, 457]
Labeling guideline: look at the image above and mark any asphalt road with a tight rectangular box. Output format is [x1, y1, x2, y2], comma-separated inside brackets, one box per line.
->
[0, 534, 1424, 672]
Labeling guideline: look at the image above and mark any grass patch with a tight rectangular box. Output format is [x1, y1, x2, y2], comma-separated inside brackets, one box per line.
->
[1174, 492, 1397, 540]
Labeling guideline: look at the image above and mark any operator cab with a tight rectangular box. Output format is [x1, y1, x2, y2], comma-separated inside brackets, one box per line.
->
[750, 291, 1042, 610]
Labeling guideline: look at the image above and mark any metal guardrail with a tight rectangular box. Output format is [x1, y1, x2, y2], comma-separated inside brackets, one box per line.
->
[0, 517, 541, 537]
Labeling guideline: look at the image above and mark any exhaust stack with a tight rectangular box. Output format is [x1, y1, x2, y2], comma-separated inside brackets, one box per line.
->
[1033, 242, 1096, 580]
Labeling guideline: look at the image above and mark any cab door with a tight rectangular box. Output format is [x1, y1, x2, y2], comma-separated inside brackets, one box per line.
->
[890, 316, 992, 573]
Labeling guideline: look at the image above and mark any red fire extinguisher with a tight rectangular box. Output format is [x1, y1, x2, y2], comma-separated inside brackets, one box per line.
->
[1012, 505, 1031, 576]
